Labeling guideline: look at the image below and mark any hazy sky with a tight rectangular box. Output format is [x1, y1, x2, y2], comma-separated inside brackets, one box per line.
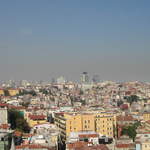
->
[0, 0, 150, 82]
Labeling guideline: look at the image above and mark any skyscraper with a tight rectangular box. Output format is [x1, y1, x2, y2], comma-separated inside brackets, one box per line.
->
[92, 75, 100, 83]
[81, 72, 89, 83]
[57, 76, 66, 84]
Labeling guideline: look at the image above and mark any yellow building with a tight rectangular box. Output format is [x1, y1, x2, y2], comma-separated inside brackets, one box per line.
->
[143, 112, 150, 121]
[140, 141, 150, 150]
[65, 113, 95, 137]
[0, 89, 4, 96]
[95, 114, 114, 137]
[8, 89, 19, 96]
[55, 112, 115, 139]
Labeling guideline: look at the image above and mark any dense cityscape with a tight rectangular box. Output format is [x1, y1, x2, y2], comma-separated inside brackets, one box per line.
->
[0, 72, 150, 150]
[1, 0, 150, 150]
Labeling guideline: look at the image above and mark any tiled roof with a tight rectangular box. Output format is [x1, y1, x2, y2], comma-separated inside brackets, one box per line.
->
[28, 114, 46, 120]
[16, 144, 53, 150]
[117, 115, 134, 122]
[116, 144, 135, 148]
[146, 120, 150, 124]
[67, 141, 109, 150]
[0, 103, 8, 107]
[79, 134, 99, 138]
[9, 105, 25, 110]
[14, 131, 22, 137]
[0, 124, 10, 129]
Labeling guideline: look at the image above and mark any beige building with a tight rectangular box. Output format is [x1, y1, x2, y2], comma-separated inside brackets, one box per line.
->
[136, 140, 150, 150]
[0, 104, 8, 124]
[143, 112, 150, 121]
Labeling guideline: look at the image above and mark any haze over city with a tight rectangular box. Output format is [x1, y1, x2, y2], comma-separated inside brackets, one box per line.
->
[0, 0, 150, 81]
[2, 1, 150, 150]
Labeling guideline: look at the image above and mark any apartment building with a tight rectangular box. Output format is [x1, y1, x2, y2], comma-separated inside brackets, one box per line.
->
[54, 112, 115, 139]
[143, 112, 150, 121]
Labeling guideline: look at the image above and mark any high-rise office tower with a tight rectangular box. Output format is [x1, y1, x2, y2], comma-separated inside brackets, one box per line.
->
[57, 76, 66, 84]
[81, 72, 89, 83]
[92, 75, 100, 83]
[51, 77, 56, 84]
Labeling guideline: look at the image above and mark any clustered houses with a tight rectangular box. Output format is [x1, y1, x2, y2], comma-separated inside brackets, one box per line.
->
[1, 80, 150, 149]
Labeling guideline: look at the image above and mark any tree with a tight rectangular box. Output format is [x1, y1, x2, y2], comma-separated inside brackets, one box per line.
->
[29, 90, 37, 96]
[40, 89, 49, 95]
[79, 89, 84, 95]
[126, 95, 139, 105]
[8, 109, 30, 133]
[4, 90, 10, 96]
[122, 122, 140, 142]
[18, 89, 37, 96]
[81, 100, 86, 105]
[133, 121, 141, 129]
[117, 100, 123, 107]
[122, 126, 135, 141]
[16, 118, 30, 133]
[22, 101, 30, 108]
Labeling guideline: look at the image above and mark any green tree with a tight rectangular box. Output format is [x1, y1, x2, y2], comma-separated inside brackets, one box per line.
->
[133, 121, 141, 129]
[4, 90, 10, 96]
[29, 90, 37, 96]
[22, 101, 30, 108]
[81, 100, 86, 105]
[8, 109, 30, 133]
[117, 100, 123, 107]
[122, 122, 140, 142]
[127, 126, 137, 142]
[41, 89, 49, 95]
[126, 95, 139, 105]
[16, 118, 30, 132]
[79, 89, 84, 95]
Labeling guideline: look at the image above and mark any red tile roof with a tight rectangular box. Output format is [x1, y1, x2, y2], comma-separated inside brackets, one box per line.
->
[9, 105, 25, 110]
[116, 144, 135, 148]
[16, 144, 53, 150]
[79, 134, 99, 138]
[28, 114, 46, 120]
[146, 120, 150, 124]
[14, 131, 22, 137]
[0, 124, 10, 129]
[117, 115, 134, 122]
[0, 103, 8, 107]
[67, 141, 109, 150]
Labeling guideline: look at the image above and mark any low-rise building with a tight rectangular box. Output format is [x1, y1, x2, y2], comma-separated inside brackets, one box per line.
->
[27, 114, 47, 127]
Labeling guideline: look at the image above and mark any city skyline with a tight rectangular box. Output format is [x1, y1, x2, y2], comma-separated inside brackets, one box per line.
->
[0, 0, 150, 81]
